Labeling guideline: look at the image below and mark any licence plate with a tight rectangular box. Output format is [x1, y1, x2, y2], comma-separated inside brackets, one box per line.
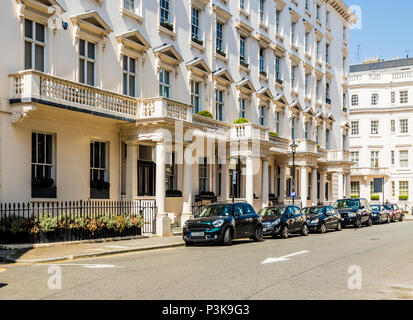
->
[191, 232, 205, 237]
[263, 228, 268, 232]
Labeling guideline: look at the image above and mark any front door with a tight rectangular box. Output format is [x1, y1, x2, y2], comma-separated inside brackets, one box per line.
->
[138, 160, 155, 196]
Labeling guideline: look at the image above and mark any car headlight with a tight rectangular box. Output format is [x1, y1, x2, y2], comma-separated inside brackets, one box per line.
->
[348, 212, 356, 217]
[273, 219, 281, 226]
[311, 219, 319, 224]
[212, 219, 225, 228]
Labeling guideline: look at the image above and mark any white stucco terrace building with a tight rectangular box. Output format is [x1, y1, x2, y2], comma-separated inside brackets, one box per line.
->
[349, 58, 413, 210]
[1, 0, 355, 235]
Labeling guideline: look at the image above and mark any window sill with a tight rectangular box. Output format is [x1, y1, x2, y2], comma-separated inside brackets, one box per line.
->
[239, 8, 250, 19]
[397, 134, 410, 137]
[259, 73, 269, 82]
[157, 25, 176, 40]
[369, 135, 381, 138]
[305, 9, 312, 17]
[259, 22, 269, 32]
[120, 8, 143, 23]
[215, 52, 228, 64]
[274, 81, 284, 90]
[239, 63, 250, 74]
[290, 89, 299, 97]
[316, 19, 322, 27]
[305, 53, 312, 60]
[275, 33, 284, 42]
[291, 44, 299, 52]
[304, 96, 312, 103]
[190, 40, 205, 53]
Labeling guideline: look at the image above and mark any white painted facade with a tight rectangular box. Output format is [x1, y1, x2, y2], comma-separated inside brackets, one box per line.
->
[0, 0, 355, 233]
[349, 58, 413, 210]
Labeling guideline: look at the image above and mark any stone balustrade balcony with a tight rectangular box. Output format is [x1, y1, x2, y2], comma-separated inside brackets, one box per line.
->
[139, 97, 193, 122]
[351, 167, 390, 177]
[9, 70, 138, 122]
[230, 123, 269, 141]
[327, 150, 351, 162]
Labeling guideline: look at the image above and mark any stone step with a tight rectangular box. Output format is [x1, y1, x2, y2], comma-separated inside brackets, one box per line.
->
[171, 226, 183, 236]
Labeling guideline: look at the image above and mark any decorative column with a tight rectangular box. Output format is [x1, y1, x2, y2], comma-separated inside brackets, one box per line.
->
[262, 159, 269, 209]
[155, 140, 171, 237]
[346, 174, 351, 198]
[311, 168, 318, 205]
[337, 173, 344, 200]
[279, 166, 286, 204]
[181, 145, 193, 226]
[125, 143, 138, 201]
[245, 156, 254, 206]
[300, 167, 308, 208]
[319, 171, 326, 205]
[221, 161, 228, 202]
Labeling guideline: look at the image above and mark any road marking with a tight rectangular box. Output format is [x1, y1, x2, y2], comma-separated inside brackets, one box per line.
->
[261, 250, 310, 264]
[38, 263, 122, 269]
[103, 245, 129, 249]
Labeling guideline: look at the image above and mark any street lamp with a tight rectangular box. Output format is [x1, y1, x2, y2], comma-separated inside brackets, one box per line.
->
[290, 140, 298, 206]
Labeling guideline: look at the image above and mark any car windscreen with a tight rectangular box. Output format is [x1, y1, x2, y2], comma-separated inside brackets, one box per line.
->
[371, 205, 380, 210]
[200, 205, 233, 218]
[384, 205, 394, 210]
[303, 207, 325, 215]
[258, 207, 286, 217]
[334, 199, 360, 209]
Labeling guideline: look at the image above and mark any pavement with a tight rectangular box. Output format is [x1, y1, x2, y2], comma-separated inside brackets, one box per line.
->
[0, 236, 184, 264]
[0, 220, 413, 300]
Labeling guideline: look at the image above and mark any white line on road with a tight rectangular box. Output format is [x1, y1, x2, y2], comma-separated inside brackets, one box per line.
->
[261, 250, 310, 264]
[35, 264, 123, 269]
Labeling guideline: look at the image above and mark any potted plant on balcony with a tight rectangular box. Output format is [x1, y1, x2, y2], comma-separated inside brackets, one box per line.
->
[370, 194, 380, 201]
[192, 37, 204, 46]
[399, 195, 409, 201]
[216, 48, 226, 57]
[197, 110, 213, 119]
[234, 118, 249, 124]
[160, 21, 174, 31]
[269, 131, 279, 137]
[260, 70, 268, 78]
[32, 176, 56, 198]
[276, 78, 284, 85]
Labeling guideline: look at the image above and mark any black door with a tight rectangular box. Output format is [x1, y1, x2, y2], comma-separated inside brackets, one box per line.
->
[138, 160, 155, 196]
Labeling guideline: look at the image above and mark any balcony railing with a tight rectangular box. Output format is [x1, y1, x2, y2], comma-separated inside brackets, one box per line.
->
[192, 114, 231, 133]
[9, 70, 138, 120]
[327, 150, 350, 162]
[351, 167, 389, 176]
[296, 140, 317, 154]
[230, 123, 269, 141]
[139, 98, 192, 122]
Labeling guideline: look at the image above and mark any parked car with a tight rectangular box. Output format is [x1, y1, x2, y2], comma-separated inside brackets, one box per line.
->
[383, 204, 404, 222]
[183, 203, 263, 246]
[333, 198, 373, 228]
[302, 206, 342, 233]
[370, 205, 391, 224]
[258, 205, 309, 239]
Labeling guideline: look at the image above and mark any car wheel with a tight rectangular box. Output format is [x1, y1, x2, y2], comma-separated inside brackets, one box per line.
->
[355, 218, 362, 229]
[320, 223, 327, 234]
[223, 228, 233, 246]
[281, 225, 289, 239]
[253, 226, 264, 242]
[336, 220, 342, 231]
[391, 214, 396, 222]
[185, 241, 194, 247]
[301, 224, 309, 236]
[400, 214, 404, 222]
[367, 217, 373, 227]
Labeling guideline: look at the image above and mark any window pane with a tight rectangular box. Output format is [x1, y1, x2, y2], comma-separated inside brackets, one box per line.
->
[35, 44, 44, 72]
[35, 23, 45, 43]
[37, 133, 45, 164]
[123, 73, 128, 95]
[90, 142, 94, 167]
[25, 41, 32, 70]
[123, 56, 128, 71]
[129, 75, 135, 97]
[46, 134, 53, 165]
[32, 133, 37, 163]
[100, 143, 106, 169]
[94, 142, 100, 168]
[25, 19, 33, 39]
[88, 42, 95, 60]
[79, 59, 85, 84]
[129, 58, 136, 73]
[87, 61, 94, 86]
[79, 39, 85, 57]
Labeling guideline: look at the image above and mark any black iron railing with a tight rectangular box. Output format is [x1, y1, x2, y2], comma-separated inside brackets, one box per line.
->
[0, 200, 156, 244]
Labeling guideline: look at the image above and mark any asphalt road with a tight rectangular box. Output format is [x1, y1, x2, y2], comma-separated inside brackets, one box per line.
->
[1, 221, 413, 300]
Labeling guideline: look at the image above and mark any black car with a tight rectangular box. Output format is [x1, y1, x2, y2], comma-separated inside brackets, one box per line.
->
[258, 205, 309, 239]
[333, 198, 373, 228]
[303, 206, 342, 233]
[370, 205, 391, 224]
[183, 203, 263, 246]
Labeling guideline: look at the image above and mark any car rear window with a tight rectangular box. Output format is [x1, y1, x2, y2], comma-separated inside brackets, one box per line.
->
[334, 199, 360, 209]
[259, 207, 286, 217]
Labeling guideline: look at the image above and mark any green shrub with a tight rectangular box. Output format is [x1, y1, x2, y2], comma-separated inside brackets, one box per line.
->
[399, 195, 409, 201]
[36, 215, 58, 233]
[197, 110, 213, 119]
[269, 132, 279, 137]
[9, 217, 26, 234]
[351, 195, 360, 199]
[233, 118, 249, 124]
[370, 195, 380, 201]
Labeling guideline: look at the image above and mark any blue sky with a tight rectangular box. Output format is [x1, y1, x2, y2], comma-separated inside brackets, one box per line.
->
[348, 0, 413, 65]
